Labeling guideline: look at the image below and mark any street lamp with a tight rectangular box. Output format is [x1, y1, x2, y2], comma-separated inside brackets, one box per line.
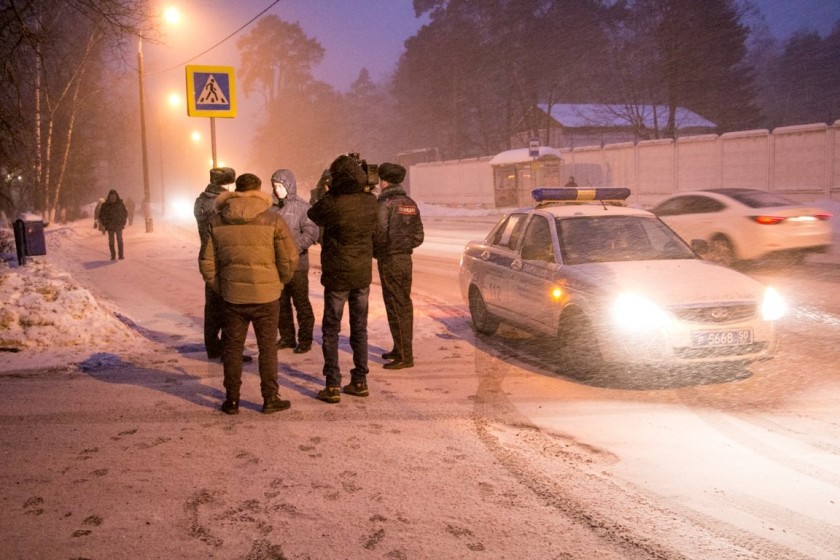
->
[138, 38, 153, 232]
[137, 6, 181, 233]
[156, 92, 182, 217]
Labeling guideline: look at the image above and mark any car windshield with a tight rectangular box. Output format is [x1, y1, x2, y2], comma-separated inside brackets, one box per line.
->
[556, 215, 696, 264]
[725, 190, 799, 208]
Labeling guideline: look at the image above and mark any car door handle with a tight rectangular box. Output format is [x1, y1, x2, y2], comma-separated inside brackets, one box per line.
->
[480, 250, 490, 261]
[511, 259, 522, 271]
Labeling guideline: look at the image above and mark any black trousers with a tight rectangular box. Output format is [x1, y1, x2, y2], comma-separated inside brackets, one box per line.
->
[107, 229, 124, 259]
[278, 269, 314, 346]
[221, 299, 281, 401]
[204, 284, 225, 358]
[377, 254, 414, 362]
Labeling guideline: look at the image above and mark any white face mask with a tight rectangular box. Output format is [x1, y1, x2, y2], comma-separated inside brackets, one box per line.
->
[273, 182, 288, 200]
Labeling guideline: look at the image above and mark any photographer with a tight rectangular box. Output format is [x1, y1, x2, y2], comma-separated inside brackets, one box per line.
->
[307, 154, 378, 403]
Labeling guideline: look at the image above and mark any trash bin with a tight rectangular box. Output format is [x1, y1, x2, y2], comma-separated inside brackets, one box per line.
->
[13, 218, 47, 266]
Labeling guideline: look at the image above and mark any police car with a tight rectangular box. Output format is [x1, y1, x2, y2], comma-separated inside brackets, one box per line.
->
[458, 187, 787, 374]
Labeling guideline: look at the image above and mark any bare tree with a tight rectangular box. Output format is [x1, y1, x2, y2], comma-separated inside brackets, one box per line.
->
[0, 0, 146, 220]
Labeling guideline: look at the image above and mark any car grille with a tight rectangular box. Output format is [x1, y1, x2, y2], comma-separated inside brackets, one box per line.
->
[674, 342, 768, 359]
[671, 304, 756, 323]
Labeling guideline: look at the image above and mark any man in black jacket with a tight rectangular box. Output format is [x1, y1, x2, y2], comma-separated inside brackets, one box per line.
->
[307, 155, 378, 403]
[373, 163, 424, 369]
[99, 189, 128, 260]
[194, 167, 240, 361]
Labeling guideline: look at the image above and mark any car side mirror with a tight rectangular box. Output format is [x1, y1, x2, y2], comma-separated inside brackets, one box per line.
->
[691, 239, 709, 255]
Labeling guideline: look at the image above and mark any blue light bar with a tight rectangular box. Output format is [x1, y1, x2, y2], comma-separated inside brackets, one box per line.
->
[531, 187, 631, 203]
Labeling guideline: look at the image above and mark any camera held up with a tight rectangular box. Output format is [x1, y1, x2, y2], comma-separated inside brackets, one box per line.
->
[348, 152, 379, 191]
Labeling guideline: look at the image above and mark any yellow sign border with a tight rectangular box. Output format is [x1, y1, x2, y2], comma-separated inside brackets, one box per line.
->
[185, 65, 237, 118]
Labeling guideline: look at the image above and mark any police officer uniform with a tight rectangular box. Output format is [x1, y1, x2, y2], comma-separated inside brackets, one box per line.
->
[373, 163, 424, 369]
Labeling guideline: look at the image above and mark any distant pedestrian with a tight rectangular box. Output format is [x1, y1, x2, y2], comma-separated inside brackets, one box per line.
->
[99, 189, 128, 260]
[194, 167, 238, 361]
[373, 163, 424, 369]
[125, 197, 136, 226]
[307, 155, 378, 403]
[93, 197, 105, 233]
[199, 173, 299, 415]
[270, 169, 319, 354]
[565, 176, 578, 188]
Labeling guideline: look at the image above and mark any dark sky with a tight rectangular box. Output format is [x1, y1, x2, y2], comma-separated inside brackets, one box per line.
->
[141, 0, 840, 197]
[152, 0, 838, 93]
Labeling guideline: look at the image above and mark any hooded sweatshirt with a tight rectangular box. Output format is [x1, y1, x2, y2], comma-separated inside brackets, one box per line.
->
[270, 169, 319, 272]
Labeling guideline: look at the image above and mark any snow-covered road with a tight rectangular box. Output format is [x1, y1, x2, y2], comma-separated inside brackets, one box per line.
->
[1, 213, 839, 559]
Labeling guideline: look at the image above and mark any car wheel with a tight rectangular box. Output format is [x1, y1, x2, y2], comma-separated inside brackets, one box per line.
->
[558, 313, 605, 379]
[707, 236, 736, 267]
[469, 286, 500, 335]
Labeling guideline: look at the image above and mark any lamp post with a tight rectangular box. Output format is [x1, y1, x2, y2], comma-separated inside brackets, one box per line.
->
[137, 38, 153, 232]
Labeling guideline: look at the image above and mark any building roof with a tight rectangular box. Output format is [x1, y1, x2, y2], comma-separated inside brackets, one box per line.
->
[489, 147, 564, 165]
[536, 103, 716, 130]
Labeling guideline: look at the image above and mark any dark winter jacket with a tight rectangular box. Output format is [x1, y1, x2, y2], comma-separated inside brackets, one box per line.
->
[194, 183, 228, 248]
[199, 189, 298, 305]
[271, 169, 319, 272]
[307, 155, 378, 291]
[99, 191, 128, 232]
[373, 185, 424, 259]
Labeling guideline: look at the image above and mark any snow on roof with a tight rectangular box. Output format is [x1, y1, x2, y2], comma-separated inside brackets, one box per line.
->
[489, 146, 564, 165]
[537, 103, 716, 130]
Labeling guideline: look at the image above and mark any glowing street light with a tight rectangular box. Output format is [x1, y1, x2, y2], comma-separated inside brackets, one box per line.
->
[138, 38, 153, 232]
[137, 5, 181, 232]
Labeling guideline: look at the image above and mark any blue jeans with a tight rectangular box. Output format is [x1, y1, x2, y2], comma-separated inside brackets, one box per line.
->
[221, 299, 280, 401]
[321, 287, 369, 387]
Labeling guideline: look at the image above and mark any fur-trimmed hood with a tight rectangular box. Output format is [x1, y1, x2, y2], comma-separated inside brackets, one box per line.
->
[215, 189, 272, 224]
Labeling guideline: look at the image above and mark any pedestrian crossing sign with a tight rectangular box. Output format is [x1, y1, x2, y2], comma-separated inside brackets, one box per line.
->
[185, 65, 237, 118]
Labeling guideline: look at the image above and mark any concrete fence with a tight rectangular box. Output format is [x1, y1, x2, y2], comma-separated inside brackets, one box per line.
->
[409, 120, 840, 209]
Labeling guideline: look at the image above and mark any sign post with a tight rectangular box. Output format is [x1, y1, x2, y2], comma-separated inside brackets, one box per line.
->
[185, 65, 237, 167]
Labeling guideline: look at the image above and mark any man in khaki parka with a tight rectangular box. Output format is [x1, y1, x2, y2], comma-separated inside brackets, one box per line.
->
[199, 173, 299, 415]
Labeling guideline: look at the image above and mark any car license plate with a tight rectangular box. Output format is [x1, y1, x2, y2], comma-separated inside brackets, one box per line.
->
[691, 329, 753, 347]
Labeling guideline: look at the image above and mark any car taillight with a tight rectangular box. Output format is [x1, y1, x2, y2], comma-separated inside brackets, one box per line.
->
[815, 212, 832, 221]
[751, 215, 785, 225]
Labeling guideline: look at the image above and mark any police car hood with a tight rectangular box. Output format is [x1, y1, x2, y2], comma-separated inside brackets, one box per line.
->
[570, 259, 764, 305]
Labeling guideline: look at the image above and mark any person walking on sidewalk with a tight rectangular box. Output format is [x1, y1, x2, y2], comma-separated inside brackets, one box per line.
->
[199, 173, 299, 415]
[307, 155, 378, 403]
[373, 163, 424, 369]
[270, 168, 319, 354]
[99, 189, 128, 260]
[125, 196, 136, 226]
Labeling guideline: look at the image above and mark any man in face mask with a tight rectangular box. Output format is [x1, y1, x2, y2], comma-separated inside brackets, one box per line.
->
[270, 169, 319, 354]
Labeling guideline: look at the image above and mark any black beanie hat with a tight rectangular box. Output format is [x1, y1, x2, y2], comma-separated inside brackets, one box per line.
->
[235, 173, 262, 192]
[378, 163, 406, 184]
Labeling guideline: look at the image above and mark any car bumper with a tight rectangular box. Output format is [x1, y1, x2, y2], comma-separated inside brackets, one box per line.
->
[596, 321, 779, 365]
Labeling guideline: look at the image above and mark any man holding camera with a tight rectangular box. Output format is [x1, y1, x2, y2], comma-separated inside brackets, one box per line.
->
[373, 163, 424, 369]
[307, 154, 378, 403]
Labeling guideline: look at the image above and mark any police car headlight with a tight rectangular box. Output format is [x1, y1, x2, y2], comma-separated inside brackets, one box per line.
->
[612, 293, 670, 328]
[761, 286, 787, 321]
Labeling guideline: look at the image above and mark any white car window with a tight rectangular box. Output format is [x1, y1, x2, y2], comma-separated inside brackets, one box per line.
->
[489, 213, 528, 250]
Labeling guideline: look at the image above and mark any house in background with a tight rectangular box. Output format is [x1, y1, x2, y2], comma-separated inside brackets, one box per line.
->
[512, 103, 717, 149]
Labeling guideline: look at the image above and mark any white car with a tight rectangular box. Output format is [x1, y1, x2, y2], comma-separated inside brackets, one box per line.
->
[458, 187, 787, 376]
[652, 188, 833, 267]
